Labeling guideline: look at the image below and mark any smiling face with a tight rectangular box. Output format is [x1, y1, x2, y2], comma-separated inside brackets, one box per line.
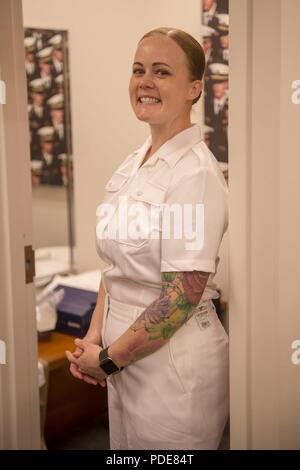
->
[129, 35, 201, 131]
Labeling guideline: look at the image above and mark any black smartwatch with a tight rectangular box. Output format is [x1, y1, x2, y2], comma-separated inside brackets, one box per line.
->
[99, 347, 124, 376]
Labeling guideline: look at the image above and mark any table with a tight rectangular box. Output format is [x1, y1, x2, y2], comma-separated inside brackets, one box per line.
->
[38, 332, 108, 445]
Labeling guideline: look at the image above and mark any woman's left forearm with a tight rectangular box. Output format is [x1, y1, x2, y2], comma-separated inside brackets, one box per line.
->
[108, 270, 210, 368]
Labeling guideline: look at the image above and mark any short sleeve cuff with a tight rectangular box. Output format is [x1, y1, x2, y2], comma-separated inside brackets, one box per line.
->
[161, 259, 215, 273]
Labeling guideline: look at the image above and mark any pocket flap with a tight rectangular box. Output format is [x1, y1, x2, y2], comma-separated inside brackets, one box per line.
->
[130, 182, 166, 205]
[105, 172, 129, 192]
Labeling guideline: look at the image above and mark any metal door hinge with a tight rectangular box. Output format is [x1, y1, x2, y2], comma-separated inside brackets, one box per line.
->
[24, 245, 35, 284]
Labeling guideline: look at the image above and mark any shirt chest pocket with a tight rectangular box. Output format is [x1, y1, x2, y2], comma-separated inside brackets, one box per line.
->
[102, 172, 129, 202]
[102, 181, 166, 250]
[96, 172, 130, 245]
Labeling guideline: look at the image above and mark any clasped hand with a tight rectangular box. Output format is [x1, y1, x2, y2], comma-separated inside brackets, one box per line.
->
[65, 338, 107, 387]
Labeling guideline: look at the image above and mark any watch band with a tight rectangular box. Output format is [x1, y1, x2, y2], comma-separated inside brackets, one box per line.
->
[99, 347, 124, 376]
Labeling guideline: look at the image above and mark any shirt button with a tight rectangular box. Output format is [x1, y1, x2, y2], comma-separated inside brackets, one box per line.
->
[136, 190, 143, 196]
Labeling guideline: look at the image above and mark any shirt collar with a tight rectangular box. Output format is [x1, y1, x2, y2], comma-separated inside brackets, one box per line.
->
[134, 124, 202, 169]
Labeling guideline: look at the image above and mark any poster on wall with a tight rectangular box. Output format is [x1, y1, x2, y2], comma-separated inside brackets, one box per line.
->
[24, 28, 72, 187]
[202, 0, 229, 181]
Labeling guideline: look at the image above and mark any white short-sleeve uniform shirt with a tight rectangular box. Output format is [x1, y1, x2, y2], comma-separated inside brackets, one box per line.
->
[96, 124, 228, 309]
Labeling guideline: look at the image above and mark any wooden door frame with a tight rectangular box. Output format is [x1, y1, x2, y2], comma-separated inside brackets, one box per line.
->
[0, 0, 40, 450]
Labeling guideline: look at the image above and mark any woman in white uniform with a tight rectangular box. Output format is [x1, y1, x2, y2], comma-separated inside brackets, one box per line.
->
[66, 27, 229, 450]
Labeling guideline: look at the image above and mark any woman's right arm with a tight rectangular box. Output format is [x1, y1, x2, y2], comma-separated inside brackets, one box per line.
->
[68, 278, 106, 384]
[85, 279, 107, 345]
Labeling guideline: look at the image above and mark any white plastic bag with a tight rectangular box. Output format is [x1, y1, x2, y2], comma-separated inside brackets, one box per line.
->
[36, 288, 65, 333]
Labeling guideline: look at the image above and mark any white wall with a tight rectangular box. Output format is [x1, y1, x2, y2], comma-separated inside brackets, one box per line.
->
[32, 186, 69, 247]
[230, 0, 300, 450]
[22, 0, 229, 299]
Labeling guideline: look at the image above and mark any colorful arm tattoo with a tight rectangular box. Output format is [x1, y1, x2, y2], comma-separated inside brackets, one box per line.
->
[108, 271, 210, 367]
[131, 271, 210, 340]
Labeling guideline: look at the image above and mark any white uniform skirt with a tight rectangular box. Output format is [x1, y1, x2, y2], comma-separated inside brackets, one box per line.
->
[101, 293, 229, 450]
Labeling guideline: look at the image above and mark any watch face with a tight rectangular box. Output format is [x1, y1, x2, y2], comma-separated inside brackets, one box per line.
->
[100, 357, 119, 375]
